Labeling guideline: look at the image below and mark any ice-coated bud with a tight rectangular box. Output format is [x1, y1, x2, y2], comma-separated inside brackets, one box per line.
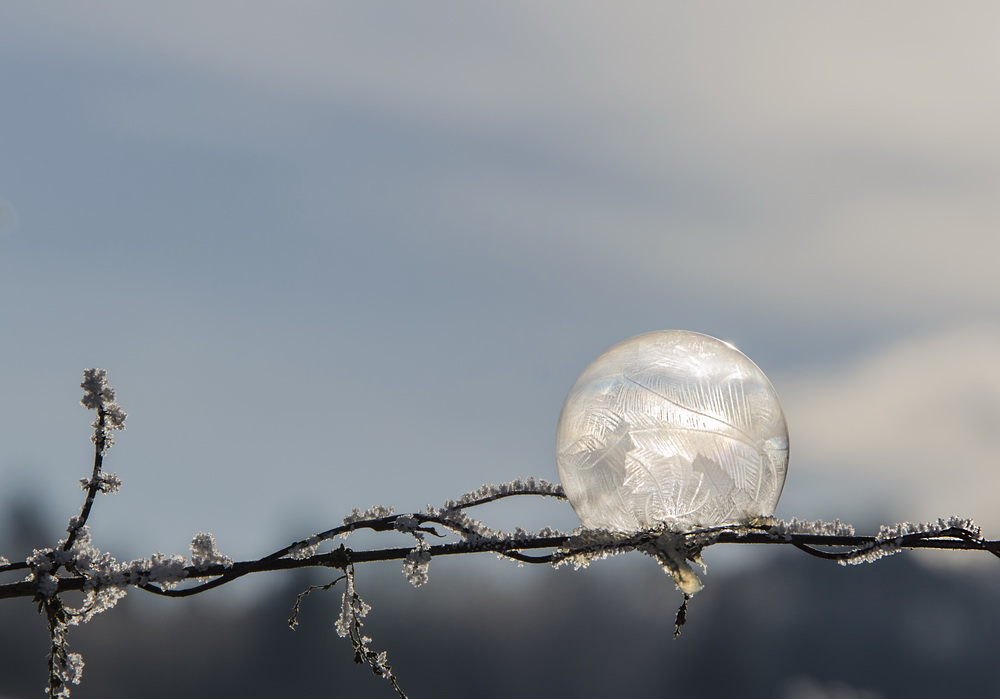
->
[556, 330, 788, 532]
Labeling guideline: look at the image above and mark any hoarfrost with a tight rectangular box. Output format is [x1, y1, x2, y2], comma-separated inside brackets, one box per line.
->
[536, 526, 565, 538]
[79, 369, 117, 411]
[35, 572, 59, 599]
[553, 527, 704, 595]
[835, 517, 979, 566]
[80, 369, 127, 451]
[839, 541, 903, 566]
[127, 553, 188, 589]
[331, 567, 405, 696]
[335, 570, 370, 638]
[768, 518, 856, 539]
[288, 535, 321, 560]
[60, 653, 84, 686]
[439, 477, 564, 511]
[190, 533, 233, 571]
[393, 515, 420, 535]
[875, 517, 980, 540]
[343, 505, 394, 526]
[70, 586, 128, 626]
[78, 472, 122, 495]
[422, 506, 501, 540]
[553, 529, 642, 570]
[28, 548, 55, 574]
[402, 541, 431, 587]
[47, 647, 85, 698]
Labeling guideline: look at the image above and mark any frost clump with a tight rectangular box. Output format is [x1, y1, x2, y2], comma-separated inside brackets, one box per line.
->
[190, 533, 233, 571]
[438, 477, 564, 511]
[876, 517, 980, 541]
[343, 505, 394, 526]
[553, 530, 642, 571]
[60, 652, 85, 687]
[289, 535, 322, 560]
[839, 541, 903, 566]
[335, 570, 370, 638]
[79, 472, 122, 495]
[768, 518, 856, 539]
[80, 369, 127, 450]
[402, 542, 431, 587]
[838, 517, 980, 566]
[393, 515, 421, 535]
[48, 649, 85, 698]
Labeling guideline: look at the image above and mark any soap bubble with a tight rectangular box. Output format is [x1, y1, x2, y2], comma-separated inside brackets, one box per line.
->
[556, 330, 788, 532]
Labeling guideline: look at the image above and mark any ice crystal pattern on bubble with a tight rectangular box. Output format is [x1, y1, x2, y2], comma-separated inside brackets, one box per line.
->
[556, 330, 789, 532]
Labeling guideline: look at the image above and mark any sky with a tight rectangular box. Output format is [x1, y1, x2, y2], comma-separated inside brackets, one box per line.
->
[2, 2, 999, 571]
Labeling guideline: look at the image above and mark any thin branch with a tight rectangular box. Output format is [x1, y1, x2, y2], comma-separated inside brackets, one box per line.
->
[63, 408, 107, 553]
[5, 523, 999, 602]
[261, 482, 567, 563]
[287, 574, 347, 628]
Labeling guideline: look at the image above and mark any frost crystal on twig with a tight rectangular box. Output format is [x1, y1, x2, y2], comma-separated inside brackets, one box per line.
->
[839, 540, 903, 565]
[334, 566, 407, 698]
[422, 506, 501, 541]
[402, 541, 431, 587]
[877, 517, 981, 541]
[393, 515, 420, 535]
[768, 518, 856, 539]
[834, 517, 981, 566]
[136, 553, 188, 589]
[343, 505, 394, 526]
[335, 566, 370, 638]
[553, 529, 644, 570]
[438, 477, 565, 511]
[80, 368, 126, 452]
[43, 598, 84, 698]
[79, 472, 122, 495]
[288, 535, 322, 560]
[190, 533, 233, 572]
[79, 369, 117, 412]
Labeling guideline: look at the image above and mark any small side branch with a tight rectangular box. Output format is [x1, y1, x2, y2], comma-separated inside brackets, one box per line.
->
[63, 369, 127, 552]
[63, 408, 106, 553]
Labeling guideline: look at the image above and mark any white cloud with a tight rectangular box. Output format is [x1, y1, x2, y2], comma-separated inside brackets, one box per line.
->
[20, 2, 1000, 160]
[778, 324, 1000, 533]
[9, 2, 1000, 332]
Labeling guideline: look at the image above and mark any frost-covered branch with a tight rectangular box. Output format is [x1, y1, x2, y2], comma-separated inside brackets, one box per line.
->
[5, 514, 998, 603]
[64, 369, 126, 553]
[4, 369, 1000, 698]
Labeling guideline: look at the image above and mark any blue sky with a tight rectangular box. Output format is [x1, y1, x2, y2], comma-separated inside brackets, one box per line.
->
[2, 2, 999, 567]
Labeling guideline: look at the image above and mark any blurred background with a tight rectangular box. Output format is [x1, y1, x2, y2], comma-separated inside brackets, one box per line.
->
[2, 2, 999, 697]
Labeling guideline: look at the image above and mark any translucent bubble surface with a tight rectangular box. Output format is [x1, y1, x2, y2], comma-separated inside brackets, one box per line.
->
[556, 330, 788, 532]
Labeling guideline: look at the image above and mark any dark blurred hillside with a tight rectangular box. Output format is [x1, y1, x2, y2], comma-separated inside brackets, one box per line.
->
[3, 546, 999, 699]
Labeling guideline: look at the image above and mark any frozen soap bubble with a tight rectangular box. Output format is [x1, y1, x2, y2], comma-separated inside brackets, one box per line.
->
[556, 330, 788, 533]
